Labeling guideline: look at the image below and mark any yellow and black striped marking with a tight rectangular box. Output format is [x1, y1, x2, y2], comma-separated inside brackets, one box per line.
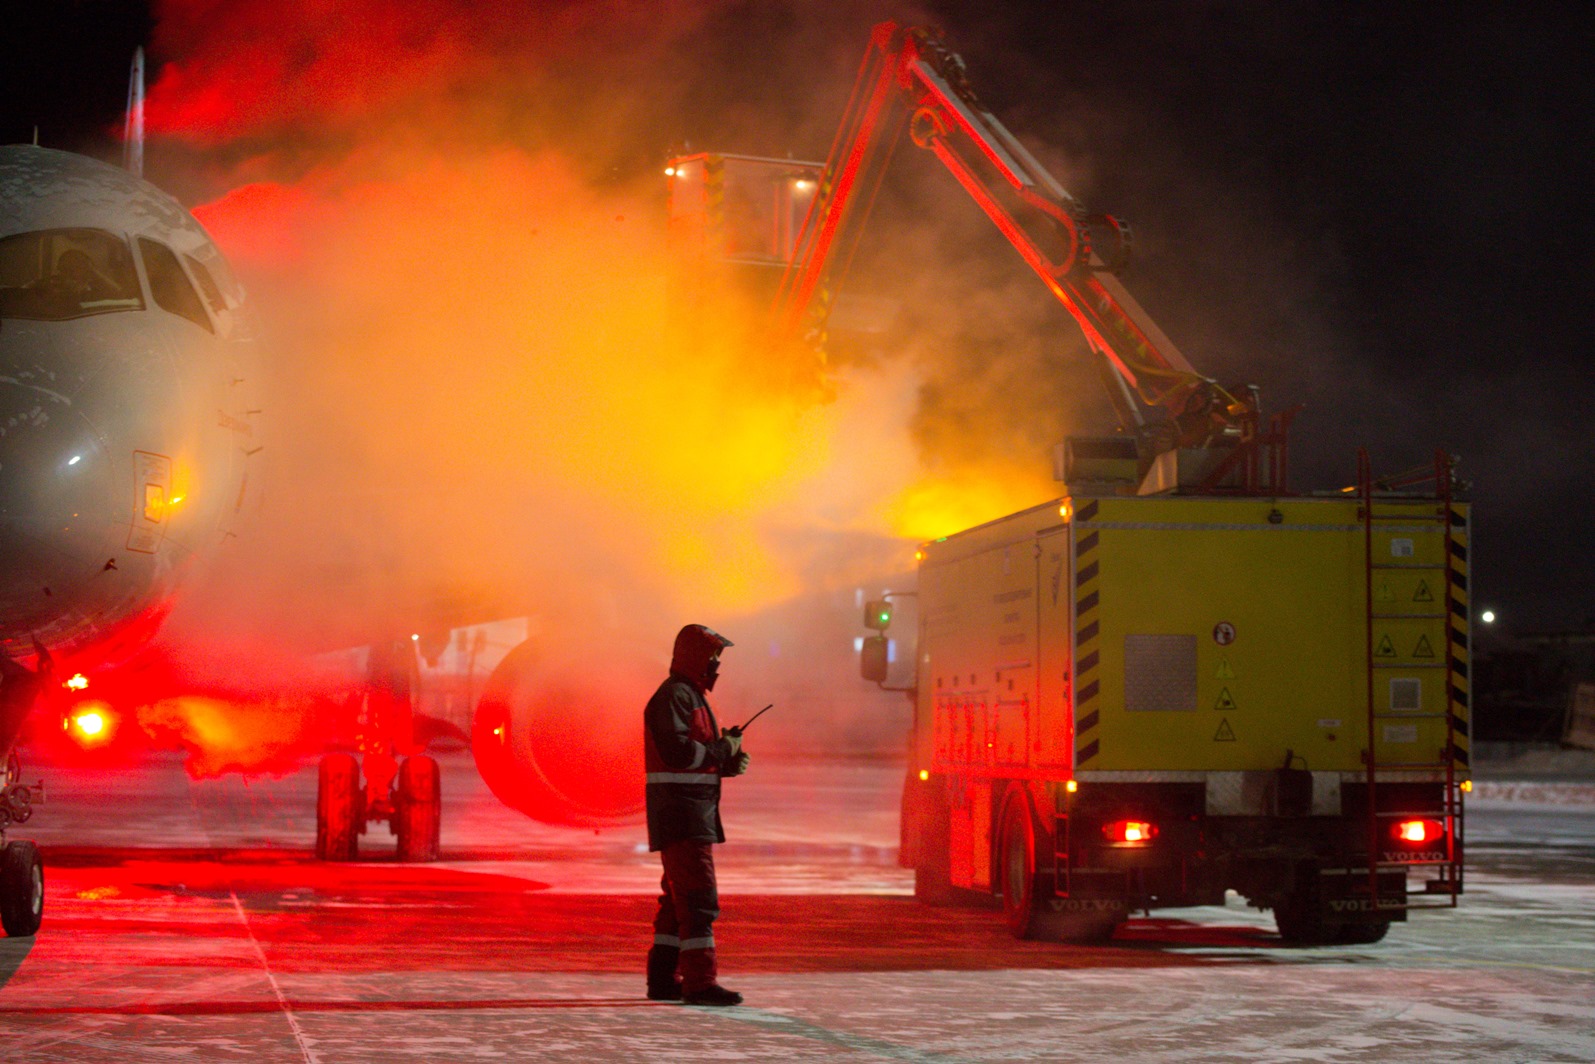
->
[1074, 499, 1101, 766]
[703, 154, 725, 238]
[1446, 505, 1470, 768]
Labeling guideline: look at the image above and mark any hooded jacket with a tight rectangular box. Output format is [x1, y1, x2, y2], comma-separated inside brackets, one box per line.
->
[644, 625, 735, 851]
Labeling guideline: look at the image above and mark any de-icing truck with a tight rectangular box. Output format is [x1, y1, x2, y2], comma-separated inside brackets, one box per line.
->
[890, 466, 1468, 944]
[668, 22, 1469, 943]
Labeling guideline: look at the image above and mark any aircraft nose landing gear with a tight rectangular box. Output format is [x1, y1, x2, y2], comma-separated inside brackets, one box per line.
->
[314, 751, 441, 862]
[314, 637, 442, 862]
[1, 752, 45, 937]
[0, 839, 44, 937]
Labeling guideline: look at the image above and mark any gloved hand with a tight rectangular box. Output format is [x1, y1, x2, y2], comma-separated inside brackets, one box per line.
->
[718, 729, 742, 761]
[724, 751, 751, 777]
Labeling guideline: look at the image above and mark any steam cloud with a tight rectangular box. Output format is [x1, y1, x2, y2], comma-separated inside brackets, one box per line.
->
[132, 0, 1098, 765]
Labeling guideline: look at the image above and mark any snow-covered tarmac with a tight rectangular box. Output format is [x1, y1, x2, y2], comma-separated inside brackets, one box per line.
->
[0, 750, 1590, 1062]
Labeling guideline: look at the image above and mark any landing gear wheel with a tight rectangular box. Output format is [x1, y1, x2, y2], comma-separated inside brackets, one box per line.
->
[998, 796, 1040, 939]
[1, 840, 44, 937]
[316, 753, 361, 861]
[394, 755, 441, 862]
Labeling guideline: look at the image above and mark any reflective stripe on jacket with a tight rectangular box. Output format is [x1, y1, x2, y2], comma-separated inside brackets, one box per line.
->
[644, 675, 729, 851]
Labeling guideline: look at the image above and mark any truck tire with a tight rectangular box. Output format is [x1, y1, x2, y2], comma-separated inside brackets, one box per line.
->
[999, 795, 1123, 944]
[910, 778, 955, 905]
[316, 753, 361, 861]
[1335, 919, 1390, 945]
[1273, 860, 1393, 946]
[998, 796, 1040, 939]
[1275, 893, 1390, 946]
[1272, 892, 1331, 945]
[1043, 906, 1124, 945]
[0, 840, 43, 937]
[394, 755, 441, 862]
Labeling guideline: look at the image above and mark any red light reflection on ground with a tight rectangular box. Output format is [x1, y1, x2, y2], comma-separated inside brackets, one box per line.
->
[25, 847, 1275, 976]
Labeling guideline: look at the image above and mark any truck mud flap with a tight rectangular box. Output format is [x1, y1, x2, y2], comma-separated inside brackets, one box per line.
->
[1320, 869, 1408, 922]
[1031, 895, 1128, 944]
[1275, 868, 1406, 945]
[1042, 896, 1129, 916]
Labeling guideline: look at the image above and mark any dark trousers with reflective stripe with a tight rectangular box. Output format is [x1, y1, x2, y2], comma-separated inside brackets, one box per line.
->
[653, 839, 720, 992]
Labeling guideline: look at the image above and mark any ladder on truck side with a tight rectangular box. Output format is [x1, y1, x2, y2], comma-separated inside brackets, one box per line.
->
[1359, 448, 1467, 911]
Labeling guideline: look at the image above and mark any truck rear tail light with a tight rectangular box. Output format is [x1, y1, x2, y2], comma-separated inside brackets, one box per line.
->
[1102, 819, 1158, 844]
[1392, 818, 1445, 844]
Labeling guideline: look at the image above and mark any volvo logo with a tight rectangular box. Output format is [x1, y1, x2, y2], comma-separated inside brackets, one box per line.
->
[1047, 898, 1126, 913]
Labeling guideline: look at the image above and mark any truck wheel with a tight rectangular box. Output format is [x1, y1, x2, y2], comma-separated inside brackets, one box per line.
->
[1273, 892, 1333, 945]
[914, 864, 955, 904]
[394, 755, 441, 862]
[1, 840, 44, 937]
[1276, 895, 1390, 946]
[918, 778, 950, 906]
[998, 796, 1040, 939]
[316, 753, 361, 861]
[1336, 920, 1390, 945]
[1046, 908, 1123, 945]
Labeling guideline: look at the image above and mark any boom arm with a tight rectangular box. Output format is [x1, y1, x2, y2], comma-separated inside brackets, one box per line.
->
[777, 22, 1251, 447]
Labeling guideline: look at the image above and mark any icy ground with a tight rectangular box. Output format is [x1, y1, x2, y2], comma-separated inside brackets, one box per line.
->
[0, 751, 1590, 1062]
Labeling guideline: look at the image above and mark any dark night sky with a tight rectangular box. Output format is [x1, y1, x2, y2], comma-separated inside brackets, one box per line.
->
[916, 2, 1594, 633]
[4, 1, 1590, 630]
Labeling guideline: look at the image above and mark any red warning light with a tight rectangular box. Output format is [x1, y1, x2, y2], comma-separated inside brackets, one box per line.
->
[65, 703, 117, 747]
[1393, 819, 1444, 845]
[1102, 819, 1158, 844]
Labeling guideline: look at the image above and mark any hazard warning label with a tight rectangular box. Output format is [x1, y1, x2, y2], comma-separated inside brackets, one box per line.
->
[1375, 634, 1397, 658]
[1216, 657, 1235, 680]
[1413, 634, 1435, 658]
[1214, 688, 1237, 712]
[1413, 579, 1435, 602]
[1214, 719, 1236, 742]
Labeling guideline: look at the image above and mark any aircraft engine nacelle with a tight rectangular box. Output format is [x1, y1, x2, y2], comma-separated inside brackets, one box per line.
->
[471, 640, 647, 828]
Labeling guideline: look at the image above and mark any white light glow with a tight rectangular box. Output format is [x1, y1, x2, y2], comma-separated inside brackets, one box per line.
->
[1481, 610, 1496, 624]
[68, 455, 81, 465]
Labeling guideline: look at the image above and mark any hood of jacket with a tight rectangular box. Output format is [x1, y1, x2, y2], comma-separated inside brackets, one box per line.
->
[670, 624, 733, 692]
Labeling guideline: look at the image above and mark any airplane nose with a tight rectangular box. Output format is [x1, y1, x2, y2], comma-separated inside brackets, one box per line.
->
[0, 381, 116, 625]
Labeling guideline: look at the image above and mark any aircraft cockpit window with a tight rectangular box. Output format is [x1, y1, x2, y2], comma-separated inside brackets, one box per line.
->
[183, 254, 228, 315]
[138, 237, 213, 334]
[0, 228, 145, 321]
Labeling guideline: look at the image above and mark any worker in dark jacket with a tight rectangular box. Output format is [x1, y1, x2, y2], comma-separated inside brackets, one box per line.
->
[644, 624, 751, 1006]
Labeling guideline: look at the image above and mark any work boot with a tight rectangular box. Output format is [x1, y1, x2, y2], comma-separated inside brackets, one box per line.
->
[682, 983, 743, 1007]
[646, 945, 682, 1001]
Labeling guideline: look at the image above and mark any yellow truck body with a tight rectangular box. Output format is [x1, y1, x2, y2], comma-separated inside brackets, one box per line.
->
[901, 489, 1469, 943]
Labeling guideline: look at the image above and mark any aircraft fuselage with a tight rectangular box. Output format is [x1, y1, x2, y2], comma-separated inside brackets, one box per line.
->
[0, 145, 260, 750]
